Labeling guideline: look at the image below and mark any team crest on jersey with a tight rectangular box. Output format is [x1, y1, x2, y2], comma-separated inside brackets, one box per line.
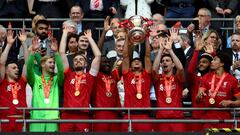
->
[223, 82, 227, 88]
[6, 85, 11, 91]
[131, 79, 136, 84]
[70, 79, 75, 84]
[159, 84, 164, 91]
[39, 85, 42, 89]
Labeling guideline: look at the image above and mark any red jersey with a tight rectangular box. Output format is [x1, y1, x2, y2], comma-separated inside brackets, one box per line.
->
[200, 72, 239, 107]
[123, 69, 151, 108]
[0, 77, 27, 117]
[63, 68, 95, 109]
[187, 50, 205, 118]
[200, 72, 240, 119]
[92, 69, 121, 107]
[154, 74, 184, 118]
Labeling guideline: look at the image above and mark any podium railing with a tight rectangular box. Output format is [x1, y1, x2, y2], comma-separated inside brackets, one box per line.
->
[12, 107, 240, 132]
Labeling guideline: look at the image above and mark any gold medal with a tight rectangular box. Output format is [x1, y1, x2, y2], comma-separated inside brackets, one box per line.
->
[44, 98, 50, 104]
[136, 93, 142, 99]
[106, 91, 112, 97]
[74, 90, 80, 96]
[166, 97, 172, 104]
[12, 99, 19, 105]
[209, 98, 215, 104]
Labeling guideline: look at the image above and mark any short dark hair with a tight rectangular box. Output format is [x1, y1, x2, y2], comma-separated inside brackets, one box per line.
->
[67, 33, 79, 51]
[73, 52, 87, 61]
[5, 59, 18, 67]
[35, 19, 49, 27]
[78, 32, 85, 38]
[215, 51, 231, 72]
[130, 57, 142, 64]
[67, 33, 79, 43]
[161, 54, 173, 62]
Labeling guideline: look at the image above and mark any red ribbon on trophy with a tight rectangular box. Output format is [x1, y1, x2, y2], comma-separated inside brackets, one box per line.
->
[119, 15, 153, 45]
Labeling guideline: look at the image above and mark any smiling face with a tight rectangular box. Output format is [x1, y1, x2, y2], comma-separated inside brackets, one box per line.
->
[69, 6, 84, 24]
[6, 63, 19, 80]
[41, 57, 55, 75]
[68, 37, 78, 53]
[78, 35, 89, 51]
[198, 57, 211, 71]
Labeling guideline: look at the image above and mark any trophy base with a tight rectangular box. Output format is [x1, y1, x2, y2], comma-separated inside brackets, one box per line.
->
[129, 27, 146, 45]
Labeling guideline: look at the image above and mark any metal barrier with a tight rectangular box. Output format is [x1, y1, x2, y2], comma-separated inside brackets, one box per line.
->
[0, 107, 10, 132]
[11, 107, 240, 132]
[1, 107, 240, 132]
[0, 17, 237, 35]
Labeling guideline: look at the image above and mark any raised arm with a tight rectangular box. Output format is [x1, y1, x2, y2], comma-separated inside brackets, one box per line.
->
[26, 36, 39, 87]
[18, 27, 28, 78]
[188, 33, 203, 75]
[122, 34, 129, 73]
[97, 16, 111, 51]
[164, 37, 184, 80]
[0, 29, 16, 81]
[59, 26, 71, 70]
[144, 37, 152, 73]
[152, 37, 164, 74]
[85, 30, 101, 73]
[50, 38, 64, 85]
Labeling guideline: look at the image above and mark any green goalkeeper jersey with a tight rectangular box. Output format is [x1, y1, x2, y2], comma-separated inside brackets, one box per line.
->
[27, 53, 64, 119]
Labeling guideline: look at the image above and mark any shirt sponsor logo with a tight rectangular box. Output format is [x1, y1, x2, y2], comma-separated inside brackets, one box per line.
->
[70, 79, 87, 84]
[158, 84, 176, 91]
[6, 85, 21, 91]
[217, 91, 227, 97]
[130, 78, 144, 84]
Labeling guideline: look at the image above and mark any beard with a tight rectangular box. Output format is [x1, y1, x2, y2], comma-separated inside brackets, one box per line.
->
[75, 66, 84, 71]
[198, 67, 210, 76]
[38, 33, 48, 40]
[101, 66, 111, 74]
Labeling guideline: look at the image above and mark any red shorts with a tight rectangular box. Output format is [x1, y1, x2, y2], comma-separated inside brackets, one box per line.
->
[190, 120, 203, 132]
[202, 111, 233, 130]
[92, 111, 120, 132]
[122, 113, 152, 132]
[154, 121, 186, 132]
[60, 112, 90, 132]
[1, 117, 23, 132]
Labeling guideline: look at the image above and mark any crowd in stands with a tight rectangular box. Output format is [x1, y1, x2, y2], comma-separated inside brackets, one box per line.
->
[1, 0, 240, 133]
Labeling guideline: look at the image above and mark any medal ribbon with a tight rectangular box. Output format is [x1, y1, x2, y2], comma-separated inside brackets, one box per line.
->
[11, 82, 19, 100]
[164, 75, 173, 98]
[42, 75, 53, 99]
[209, 73, 226, 98]
[75, 72, 84, 92]
[135, 74, 142, 94]
[103, 75, 111, 93]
